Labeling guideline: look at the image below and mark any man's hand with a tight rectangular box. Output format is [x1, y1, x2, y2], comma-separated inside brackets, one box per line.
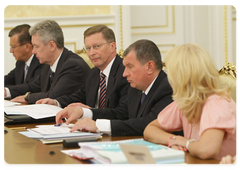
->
[2, 88, 7, 99]
[70, 117, 98, 133]
[10, 95, 27, 103]
[68, 102, 92, 109]
[55, 106, 84, 125]
[36, 98, 58, 106]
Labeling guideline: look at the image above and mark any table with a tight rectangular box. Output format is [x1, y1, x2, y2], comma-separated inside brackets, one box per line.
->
[4, 122, 219, 164]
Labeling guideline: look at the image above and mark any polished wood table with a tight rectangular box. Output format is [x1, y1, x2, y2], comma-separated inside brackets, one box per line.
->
[4, 122, 219, 164]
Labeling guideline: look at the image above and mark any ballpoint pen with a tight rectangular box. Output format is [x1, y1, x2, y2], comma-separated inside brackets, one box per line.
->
[10, 127, 27, 130]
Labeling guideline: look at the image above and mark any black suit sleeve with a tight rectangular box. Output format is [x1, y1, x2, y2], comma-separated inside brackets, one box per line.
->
[4, 68, 17, 86]
[56, 84, 87, 108]
[27, 57, 89, 103]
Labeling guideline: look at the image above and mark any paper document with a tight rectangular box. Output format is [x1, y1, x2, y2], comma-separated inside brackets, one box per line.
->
[4, 104, 62, 119]
[29, 123, 74, 135]
[19, 123, 102, 140]
[30, 127, 71, 135]
[19, 130, 102, 140]
[66, 139, 185, 164]
[4, 100, 21, 107]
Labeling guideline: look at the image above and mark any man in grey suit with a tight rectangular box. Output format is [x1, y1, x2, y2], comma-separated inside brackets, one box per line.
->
[37, 25, 129, 110]
[56, 39, 176, 137]
[9, 20, 90, 104]
[4, 24, 42, 88]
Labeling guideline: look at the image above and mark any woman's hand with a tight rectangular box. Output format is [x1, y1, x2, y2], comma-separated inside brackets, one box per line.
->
[167, 136, 188, 152]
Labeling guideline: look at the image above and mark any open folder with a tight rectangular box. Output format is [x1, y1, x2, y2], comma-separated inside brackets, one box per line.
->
[4, 104, 62, 124]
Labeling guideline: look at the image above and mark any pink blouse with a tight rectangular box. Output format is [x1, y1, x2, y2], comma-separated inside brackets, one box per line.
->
[158, 94, 236, 160]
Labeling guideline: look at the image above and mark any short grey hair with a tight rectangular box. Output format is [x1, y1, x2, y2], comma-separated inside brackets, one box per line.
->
[29, 20, 64, 48]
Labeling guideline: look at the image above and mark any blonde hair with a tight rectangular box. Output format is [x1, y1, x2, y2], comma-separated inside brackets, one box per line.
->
[165, 43, 230, 123]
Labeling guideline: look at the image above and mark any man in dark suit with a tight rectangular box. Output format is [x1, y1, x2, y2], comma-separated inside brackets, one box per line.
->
[4, 24, 42, 90]
[36, 25, 129, 109]
[9, 20, 90, 104]
[56, 39, 174, 137]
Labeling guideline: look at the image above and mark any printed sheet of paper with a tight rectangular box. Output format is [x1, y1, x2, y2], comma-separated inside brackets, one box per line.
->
[4, 100, 21, 107]
[30, 126, 71, 135]
[4, 104, 62, 119]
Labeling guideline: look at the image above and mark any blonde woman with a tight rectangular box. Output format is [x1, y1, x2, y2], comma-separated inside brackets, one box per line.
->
[143, 43, 236, 160]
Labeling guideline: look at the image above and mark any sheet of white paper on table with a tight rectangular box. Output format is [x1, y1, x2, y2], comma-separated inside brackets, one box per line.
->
[19, 130, 102, 140]
[4, 100, 21, 107]
[36, 123, 74, 128]
[30, 126, 71, 135]
[4, 104, 62, 119]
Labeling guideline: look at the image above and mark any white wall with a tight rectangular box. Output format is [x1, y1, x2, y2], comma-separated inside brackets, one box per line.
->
[4, 5, 236, 75]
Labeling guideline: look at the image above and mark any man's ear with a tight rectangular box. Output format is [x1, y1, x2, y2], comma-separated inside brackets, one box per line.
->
[110, 42, 117, 53]
[146, 60, 155, 74]
[48, 40, 57, 52]
[24, 43, 32, 52]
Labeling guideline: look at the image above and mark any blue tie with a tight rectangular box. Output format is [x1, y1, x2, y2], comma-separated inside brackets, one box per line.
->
[49, 70, 55, 84]
[141, 92, 146, 105]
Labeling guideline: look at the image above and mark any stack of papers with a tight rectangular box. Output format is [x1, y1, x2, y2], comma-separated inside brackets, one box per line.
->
[4, 104, 62, 119]
[62, 138, 185, 164]
[19, 124, 102, 142]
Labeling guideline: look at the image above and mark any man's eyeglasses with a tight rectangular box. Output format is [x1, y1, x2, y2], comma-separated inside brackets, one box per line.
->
[10, 43, 27, 50]
[83, 42, 109, 52]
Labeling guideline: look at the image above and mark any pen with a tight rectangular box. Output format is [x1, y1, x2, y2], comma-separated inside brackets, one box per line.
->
[10, 127, 27, 130]
[54, 118, 67, 126]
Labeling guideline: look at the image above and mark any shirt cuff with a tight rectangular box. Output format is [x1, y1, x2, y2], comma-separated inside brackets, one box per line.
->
[80, 108, 93, 120]
[96, 119, 111, 135]
[4, 88, 11, 99]
[55, 100, 62, 108]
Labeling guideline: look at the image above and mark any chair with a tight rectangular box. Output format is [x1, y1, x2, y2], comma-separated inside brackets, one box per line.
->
[219, 63, 236, 102]
[76, 49, 94, 68]
[76, 49, 125, 69]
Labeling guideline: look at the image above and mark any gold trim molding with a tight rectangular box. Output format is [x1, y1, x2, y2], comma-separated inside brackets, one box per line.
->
[132, 6, 175, 35]
[224, 5, 228, 65]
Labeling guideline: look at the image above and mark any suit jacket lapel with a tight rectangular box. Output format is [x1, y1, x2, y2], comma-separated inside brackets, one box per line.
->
[105, 55, 120, 106]
[50, 48, 67, 87]
[89, 70, 100, 107]
[137, 71, 164, 118]
[17, 62, 25, 84]
[129, 90, 142, 118]
[42, 66, 51, 91]
[25, 55, 36, 82]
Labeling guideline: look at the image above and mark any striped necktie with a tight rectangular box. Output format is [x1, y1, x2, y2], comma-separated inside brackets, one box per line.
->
[99, 72, 106, 109]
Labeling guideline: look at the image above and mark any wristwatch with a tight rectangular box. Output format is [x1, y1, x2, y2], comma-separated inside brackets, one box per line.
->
[24, 92, 31, 102]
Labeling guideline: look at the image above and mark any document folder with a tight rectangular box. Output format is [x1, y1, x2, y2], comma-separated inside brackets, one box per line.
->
[4, 112, 55, 125]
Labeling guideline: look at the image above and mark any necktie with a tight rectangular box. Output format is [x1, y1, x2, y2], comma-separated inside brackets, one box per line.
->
[99, 72, 106, 109]
[49, 70, 55, 85]
[141, 92, 146, 105]
[24, 65, 29, 81]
